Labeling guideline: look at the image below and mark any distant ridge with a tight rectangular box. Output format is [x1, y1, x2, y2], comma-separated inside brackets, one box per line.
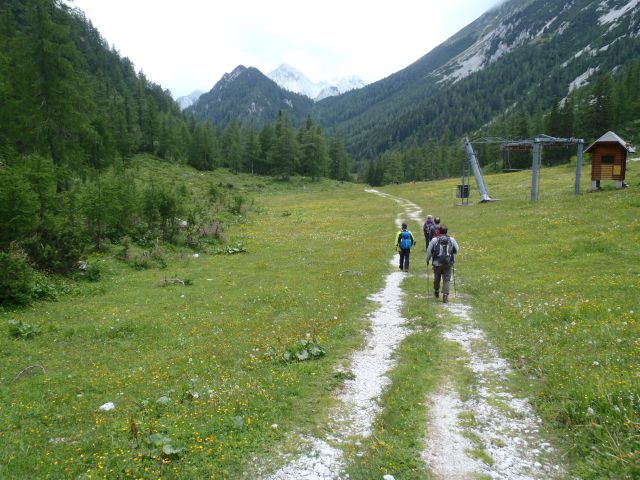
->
[187, 66, 313, 128]
[176, 90, 203, 110]
[267, 64, 366, 101]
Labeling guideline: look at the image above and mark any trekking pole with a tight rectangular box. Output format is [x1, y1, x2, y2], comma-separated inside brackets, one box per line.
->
[426, 261, 430, 287]
[452, 265, 457, 298]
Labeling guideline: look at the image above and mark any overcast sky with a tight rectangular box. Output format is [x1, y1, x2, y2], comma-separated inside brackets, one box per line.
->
[67, 0, 503, 98]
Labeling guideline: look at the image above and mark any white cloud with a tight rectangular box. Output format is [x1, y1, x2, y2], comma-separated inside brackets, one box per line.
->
[67, 0, 502, 97]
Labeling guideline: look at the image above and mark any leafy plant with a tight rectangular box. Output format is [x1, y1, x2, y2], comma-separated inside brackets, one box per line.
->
[31, 272, 68, 301]
[142, 433, 183, 460]
[282, 338, 326, 363]
[8, 320, 41, 339]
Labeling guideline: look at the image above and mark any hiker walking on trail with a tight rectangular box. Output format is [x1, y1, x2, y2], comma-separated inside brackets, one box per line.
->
[426, 224, 459, 303]
[427, 216, 441, 244]
[423, 215, 434, 251]
[395, 223, 415, 273]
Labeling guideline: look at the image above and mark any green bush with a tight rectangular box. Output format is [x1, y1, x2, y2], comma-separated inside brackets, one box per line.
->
[84, 264, 101, 282]
[0, 169, 40, 248]
[0, 250, 35, 306]
[31, 271, 64, 301]
[22, 219, 85, 274]
[228, 193, 250, 215]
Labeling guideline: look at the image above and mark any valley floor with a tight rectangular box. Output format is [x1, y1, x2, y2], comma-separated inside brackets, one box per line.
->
[2, 164, 637, 479]
[260, 191, 567, 480]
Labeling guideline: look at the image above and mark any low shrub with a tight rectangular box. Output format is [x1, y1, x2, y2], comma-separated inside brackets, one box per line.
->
[22, 219, 84, 274]
[8, 319, 41, 339]
[0, 250, 35, 307]
[281, 338, 326, 363]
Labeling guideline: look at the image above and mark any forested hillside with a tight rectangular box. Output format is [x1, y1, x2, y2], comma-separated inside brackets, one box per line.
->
[0, 0, 191, 168]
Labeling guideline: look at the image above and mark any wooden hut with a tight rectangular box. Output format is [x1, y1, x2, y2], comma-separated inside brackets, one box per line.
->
[585, 131, 635, 189]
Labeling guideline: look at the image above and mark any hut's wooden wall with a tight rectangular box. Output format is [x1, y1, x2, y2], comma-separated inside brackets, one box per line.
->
[591, 145, 626, 181]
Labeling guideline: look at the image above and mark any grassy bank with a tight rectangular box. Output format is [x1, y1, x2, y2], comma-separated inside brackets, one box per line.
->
[382, 161, 640, 478]
[0, 159, 398, 479]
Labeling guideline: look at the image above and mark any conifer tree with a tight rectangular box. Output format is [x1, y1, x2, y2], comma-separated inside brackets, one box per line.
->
[271, 111, 299, 179]
[222, 119, 242, 172]
[328, 132, 350, 181]
[243, 124, 261, 175]
[383, 151, 404, 184]
[300, 118, 328, 180]
[24, 0, 94, 168]
[257, 124, 275, 175]
[587, 72, 614, 140]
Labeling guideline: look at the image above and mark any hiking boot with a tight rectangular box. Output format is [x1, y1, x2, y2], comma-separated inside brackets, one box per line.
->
[404, 268, 409, 273]
[443, 294, 449, 304]
[434, 291, 439, 299]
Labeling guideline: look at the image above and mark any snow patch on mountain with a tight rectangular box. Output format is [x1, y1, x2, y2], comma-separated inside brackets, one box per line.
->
[598, 0, 640, 25]
[557, 21, 571, 35]
[569, 67, 598, 93]
[267, 64, 365, 101]
[562, 44, 598, 67]
[536, 15, 558, 37]
[437, 9, 534, 84]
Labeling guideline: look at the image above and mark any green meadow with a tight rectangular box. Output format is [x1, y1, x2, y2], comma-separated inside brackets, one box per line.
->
[1, 156, 639, 479]
[382, 159, 640, 478]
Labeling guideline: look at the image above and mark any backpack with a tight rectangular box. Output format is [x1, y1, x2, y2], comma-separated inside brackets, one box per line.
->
[433, 235, 453, 265]
[399, 230, 412, 250]
[428, 224, 441, 241]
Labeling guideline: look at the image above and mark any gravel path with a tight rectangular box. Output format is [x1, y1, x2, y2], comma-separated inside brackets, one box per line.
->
[264, 190, 423, 480]
[423, 303, 566, 479]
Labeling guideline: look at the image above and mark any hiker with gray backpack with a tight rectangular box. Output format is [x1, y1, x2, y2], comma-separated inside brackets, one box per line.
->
[426, 224, 459, 303]
[395, 223, 415, 272]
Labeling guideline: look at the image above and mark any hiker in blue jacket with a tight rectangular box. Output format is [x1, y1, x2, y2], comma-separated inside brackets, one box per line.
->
[426, 224, 459, 303]
[395, 223, 415, 272]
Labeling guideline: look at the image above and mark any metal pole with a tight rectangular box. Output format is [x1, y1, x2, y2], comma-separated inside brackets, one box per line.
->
[575, 139, 584, 194]
[465, 139, 492, 202]
[531, 139, 541, 202]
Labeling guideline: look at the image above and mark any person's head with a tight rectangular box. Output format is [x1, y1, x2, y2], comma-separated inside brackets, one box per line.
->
[434, 216, 440, 225]
[427, 214, 433, 220]
[440, 224, 448, 235]
[401, 223, 408, 230]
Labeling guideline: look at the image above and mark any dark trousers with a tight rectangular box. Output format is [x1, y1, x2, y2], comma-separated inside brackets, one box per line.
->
[433, 264, 452, 294]
[399, 249, 411, 271]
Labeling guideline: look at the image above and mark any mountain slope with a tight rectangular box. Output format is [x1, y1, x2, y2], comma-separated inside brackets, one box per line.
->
[310, 0, 640, 158]
[188, 66, 313, 128]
